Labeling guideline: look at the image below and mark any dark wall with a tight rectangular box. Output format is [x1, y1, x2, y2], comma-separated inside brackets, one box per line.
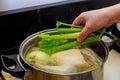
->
[38, 0, 120, 29]
[0, 11, 39, 51]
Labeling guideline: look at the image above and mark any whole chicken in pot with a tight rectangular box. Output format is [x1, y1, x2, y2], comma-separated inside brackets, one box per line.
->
[25, 47, 102, 73]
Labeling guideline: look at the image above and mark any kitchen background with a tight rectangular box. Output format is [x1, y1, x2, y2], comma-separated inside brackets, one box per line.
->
[0, 0, 120, 80]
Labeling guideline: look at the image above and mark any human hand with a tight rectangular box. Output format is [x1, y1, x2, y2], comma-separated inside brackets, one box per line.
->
[72, 8, 113, 42]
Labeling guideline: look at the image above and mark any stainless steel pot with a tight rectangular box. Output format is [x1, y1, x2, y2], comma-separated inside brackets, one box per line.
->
[0, 29, 117, 80]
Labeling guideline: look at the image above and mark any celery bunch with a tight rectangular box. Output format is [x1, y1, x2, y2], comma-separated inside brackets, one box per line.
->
[38, 21, 105, 54]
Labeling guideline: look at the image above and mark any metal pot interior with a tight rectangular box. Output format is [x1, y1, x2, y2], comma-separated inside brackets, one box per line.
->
[19, 29, 108, 75]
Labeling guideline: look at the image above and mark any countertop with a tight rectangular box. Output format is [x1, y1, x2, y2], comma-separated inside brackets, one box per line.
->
[0, 0, 86, 16]
[104, 49, 120, 80]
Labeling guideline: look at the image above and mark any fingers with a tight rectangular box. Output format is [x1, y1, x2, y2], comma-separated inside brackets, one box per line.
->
[77, 23, 93, 42]
[72, 15, 85, 26]
[72, 13, 94, 42]
[72, 15, 91, 42]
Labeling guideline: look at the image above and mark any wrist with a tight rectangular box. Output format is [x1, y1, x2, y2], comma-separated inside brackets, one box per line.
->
[107, 3, 120, 23]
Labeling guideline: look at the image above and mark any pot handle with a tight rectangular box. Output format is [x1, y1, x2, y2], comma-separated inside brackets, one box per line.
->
[101, 32, 117, 51]
[111, 23, 120, 36]
[1, 54, 25, 78]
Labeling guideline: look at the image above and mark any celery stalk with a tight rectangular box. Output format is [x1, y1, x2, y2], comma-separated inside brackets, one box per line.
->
[56, 21, 106, 34]
[39, 32, 80, 39]
[57, 28, 106, 34]
[57, 28, 82, 33]
[55, 34, 101, 51]
[56, 21, 82, 29]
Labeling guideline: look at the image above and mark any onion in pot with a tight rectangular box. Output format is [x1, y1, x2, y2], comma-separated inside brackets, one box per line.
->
[25, 50, 50, 65]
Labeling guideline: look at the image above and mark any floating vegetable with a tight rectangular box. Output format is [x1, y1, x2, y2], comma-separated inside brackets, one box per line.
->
[25, 50, 50, 65]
